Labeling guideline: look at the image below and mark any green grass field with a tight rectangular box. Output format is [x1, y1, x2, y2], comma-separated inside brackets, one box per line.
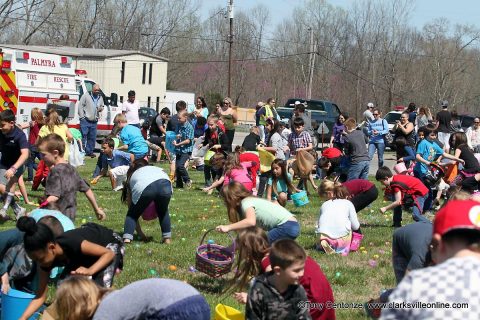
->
[0, 158, 414, 319]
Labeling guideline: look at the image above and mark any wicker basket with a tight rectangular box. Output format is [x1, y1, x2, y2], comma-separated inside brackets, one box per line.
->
[195, 228, 235, 278]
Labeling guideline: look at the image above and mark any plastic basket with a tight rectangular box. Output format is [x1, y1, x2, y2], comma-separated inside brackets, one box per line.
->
[165, 131, 176, 154]
[195, 228, 235, 278]
[204, 150, 216, 166]
[215, 304, 245, 320]
[393, 162, 407, 174]
[1, 289, 39, 320]
[142, 201, 157, 221]
[291, 190, 309, 207]
[349, 232, 364, 252]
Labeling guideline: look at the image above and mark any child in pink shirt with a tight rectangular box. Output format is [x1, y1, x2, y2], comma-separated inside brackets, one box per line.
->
[202, 153, 255, 192]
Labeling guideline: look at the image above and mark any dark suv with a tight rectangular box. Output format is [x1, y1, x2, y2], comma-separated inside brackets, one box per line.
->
[276, 98, 341, 146]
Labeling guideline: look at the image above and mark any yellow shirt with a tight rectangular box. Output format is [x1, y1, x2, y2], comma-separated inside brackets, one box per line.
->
[39, 124, 70, 160]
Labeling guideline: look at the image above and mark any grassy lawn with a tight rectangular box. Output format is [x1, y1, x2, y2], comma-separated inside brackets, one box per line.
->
[0, 157, 413, 319]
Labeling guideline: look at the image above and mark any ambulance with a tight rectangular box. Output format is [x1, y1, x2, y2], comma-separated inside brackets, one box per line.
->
[0, 46, 119, 139]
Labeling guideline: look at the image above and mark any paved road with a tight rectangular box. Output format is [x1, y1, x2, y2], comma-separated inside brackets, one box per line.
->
[232, 131, 396, 176]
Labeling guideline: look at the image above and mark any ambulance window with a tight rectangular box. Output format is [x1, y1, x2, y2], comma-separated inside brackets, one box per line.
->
[76, 81, 84, 96]
[85, 80, 95, 93]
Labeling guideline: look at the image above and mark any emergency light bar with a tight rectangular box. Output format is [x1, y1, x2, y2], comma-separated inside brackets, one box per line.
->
[61, 56, 72, 64]
[15, 51, 30, 60]
[75, 69, 87, 75]
[1, 53, 12, 70]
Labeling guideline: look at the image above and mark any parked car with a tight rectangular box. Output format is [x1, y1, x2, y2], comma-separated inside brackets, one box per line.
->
[276, 98, 341, 148]
[138, 107, 158, 126]
[380, 110, 403, 150]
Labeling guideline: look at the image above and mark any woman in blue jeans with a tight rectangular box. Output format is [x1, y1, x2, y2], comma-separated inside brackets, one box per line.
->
[215, 181, 300, 243]
[368, 109, 389, 168]
[121, 159, 172, 244]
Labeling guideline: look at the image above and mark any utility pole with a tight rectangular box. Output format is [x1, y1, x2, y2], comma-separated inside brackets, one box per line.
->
[307, 27, 316, 100]
[227, 0, 234, 97]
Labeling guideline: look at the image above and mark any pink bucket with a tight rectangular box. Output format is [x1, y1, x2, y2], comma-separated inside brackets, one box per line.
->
[394, 162, 408, 174]
[142, 202, 157, 221]
[349, 232, 364, 252]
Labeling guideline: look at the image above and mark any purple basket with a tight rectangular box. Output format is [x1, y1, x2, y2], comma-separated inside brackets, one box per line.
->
[195, 228, 236, 278]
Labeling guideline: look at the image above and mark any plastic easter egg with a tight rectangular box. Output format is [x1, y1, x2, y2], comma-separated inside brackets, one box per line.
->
[188, 266, 197, 272]
[368, 259, 377, 267]
[207, 239, 215, 244]
[168, 265, 177, 271]
[335, 272, 341, 277]
[81, 219, 87, 224]
[149, 269, 157, 275]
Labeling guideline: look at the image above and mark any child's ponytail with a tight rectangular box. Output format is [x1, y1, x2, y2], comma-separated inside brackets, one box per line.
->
[318, 180, 350, 199]
[17, 216, 55, 252]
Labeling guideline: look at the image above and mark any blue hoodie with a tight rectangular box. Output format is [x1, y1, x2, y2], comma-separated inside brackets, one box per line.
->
[368, 118, 389, 143]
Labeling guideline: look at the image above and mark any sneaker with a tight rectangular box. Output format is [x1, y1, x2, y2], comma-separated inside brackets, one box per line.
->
[185, 180, 193, 189]
[0, 208, 10, 222]
[320, 240, 335, 254]
[364, 299, 382, 319]
[113, 185, 124, 192]
[13, 206, 27, 220]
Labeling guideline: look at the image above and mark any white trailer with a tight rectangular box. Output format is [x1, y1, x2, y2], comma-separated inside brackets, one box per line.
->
[163, 90, 195, 114]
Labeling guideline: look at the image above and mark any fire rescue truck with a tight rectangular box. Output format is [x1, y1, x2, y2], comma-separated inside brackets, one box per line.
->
[0, 47, 119, 139]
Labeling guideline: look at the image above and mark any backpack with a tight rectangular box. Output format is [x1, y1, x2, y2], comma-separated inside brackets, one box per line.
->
[390, 181, 418, 210]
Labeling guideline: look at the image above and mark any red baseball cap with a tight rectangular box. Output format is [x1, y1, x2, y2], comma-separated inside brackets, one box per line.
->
[433, 200, 480, 236]
[321, 147, 342, 159]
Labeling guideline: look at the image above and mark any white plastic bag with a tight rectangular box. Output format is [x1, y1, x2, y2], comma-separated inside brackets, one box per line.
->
[69, 139, 85, 167]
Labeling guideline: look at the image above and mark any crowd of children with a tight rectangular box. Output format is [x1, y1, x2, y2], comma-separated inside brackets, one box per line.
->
[1, 97, 480, 320]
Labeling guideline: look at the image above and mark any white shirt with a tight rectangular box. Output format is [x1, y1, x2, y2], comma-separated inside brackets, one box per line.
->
[316, 199, 360, 238]
[122, 100, 140, 125]
[363, 109, 375, 123]
[381, 256, 480, 320]
[466, 126, 480, 149]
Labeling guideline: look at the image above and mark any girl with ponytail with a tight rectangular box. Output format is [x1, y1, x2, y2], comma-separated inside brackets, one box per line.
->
[16, 216, 124, 320]
[315, 180, 361, 254]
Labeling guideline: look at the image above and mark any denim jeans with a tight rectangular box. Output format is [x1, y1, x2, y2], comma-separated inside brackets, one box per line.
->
[26, 145, 42, 181]
[203, 165, 223, 186]
[368, 142, 385, 168]
[257, 171, 271, 197]
[267, 220, 300, 244]
[80, 118, 98, 155]
[347, 160, 369, 181]
[414, 171, 434, 211]
[175, 152, 191, 187]
[123, 179, 172, 240]
[392, 194, 428, 227]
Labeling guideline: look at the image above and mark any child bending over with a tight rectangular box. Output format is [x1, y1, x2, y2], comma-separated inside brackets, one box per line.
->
[0, 109, 29, 221]
[16, 216, 124, 320]
[202, 153, 255, 193]
[38, 133, 105, 221]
